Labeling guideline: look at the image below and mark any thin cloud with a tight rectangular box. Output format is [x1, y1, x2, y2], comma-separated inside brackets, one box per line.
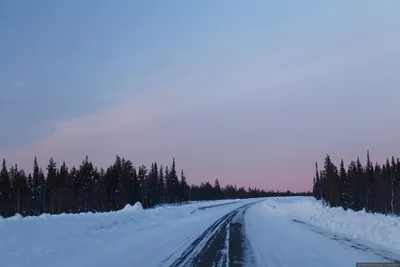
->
[12, 81, 26, 88]
[1, 52, 372, 192]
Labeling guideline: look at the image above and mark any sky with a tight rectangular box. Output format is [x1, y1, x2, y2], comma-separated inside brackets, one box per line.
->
[1, 1, 400, 192]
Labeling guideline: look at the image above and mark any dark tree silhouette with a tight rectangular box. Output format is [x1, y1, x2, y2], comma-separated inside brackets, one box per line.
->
[313, 151, 400, 215]
[0, 155, 310, 218]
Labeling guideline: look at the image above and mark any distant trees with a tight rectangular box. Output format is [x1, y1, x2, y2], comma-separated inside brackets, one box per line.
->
[0, 155, 309, 218]
[313, 151, 400, 215]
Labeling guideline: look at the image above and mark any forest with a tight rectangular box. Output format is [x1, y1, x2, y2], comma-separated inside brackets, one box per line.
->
[313, 151, 400, 215]
[0, 155, 309, 218]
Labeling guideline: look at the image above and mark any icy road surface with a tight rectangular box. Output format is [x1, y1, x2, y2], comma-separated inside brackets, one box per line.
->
[1, 197, 399, 267]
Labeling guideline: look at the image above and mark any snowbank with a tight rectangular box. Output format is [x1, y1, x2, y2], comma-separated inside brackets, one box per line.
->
[0, 198, 246, 267]
[260, 197, 400, 255]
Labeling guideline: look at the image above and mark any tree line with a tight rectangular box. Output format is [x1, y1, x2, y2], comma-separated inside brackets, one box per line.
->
[313, 151, 400, 215]
[0, 155, 309, 218]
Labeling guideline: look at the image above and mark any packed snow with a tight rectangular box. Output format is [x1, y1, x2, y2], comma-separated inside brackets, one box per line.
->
[1, 197, 399, 267]
[245, 201, 392, 267]
[258, 197, 400, 257]
[0, 199, 247, 267]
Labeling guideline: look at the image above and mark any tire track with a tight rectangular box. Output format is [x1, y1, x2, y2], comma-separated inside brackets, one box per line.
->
[169, 201, 258, 267]
[169, 212, 233, 267]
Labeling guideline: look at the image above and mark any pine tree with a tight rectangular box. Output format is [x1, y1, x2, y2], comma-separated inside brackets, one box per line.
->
[365, 151, 374, 211]
[384, 159, 392, 213]
[372, 163, 382, 213]
[78, 156, 95, 212]
[169, 158, 179, 203]
[27, 173, 34, 215]
[158, 165, 165, 204]
[118, 159, 133, 208]
[354, 157, 364, 210]
[58, 162, 69, 213]
[347, 160, 356, 210]
[10, 165, 28, 215]
[339, 159, 349, 209]
[46, 158, 58, 214]
[0, 159, 12, 217]
[395, 158, 400, 214]
[323, 155, 340, 207]
[214, 179, 222, 200]
[31, 157, 40, 215]
[17, 169, 29, 215]
[112, 155, 122, 210]
[9, 164, 18, 214]
[131, 166, 139, 204]
[0, 153, 288, 218]
[90, 167, 101, 212]
[138, 165, 147, 207]
[98, 167, 107, 211]
[312, 162, 321, 200]
[165, 166, 171, 203]
[38, 167, 46, 214]
[312, 175, 317, 198]
[180, 170, 188, 202]
[151, 162, 159, 207]
[314, 152, 400, 215]
[390, 157, 396, 214]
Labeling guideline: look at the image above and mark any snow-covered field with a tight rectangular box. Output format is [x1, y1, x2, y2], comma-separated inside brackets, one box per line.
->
[1, 196, 399, 267]
[258, 197, 400, 256]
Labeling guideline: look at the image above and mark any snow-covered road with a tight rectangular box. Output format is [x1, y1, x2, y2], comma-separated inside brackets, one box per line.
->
[1, 197, 399, 267]
[245, 201, 397, 266]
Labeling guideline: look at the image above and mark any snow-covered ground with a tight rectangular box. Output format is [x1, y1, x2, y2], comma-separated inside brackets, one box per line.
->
[257, 197, 400, 256]
[0, 198, 250, 267]
[1, 196, 399, 267]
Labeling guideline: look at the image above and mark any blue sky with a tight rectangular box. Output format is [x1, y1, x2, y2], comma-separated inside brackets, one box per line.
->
[1, 1, 400, 191]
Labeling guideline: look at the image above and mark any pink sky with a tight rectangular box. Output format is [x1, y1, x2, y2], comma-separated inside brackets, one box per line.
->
[2, 1, 400, 192]
[4, 48, 400, 192]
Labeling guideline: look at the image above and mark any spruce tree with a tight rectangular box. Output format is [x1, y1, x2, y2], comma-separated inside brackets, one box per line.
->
[137, 165, 147, 207]
[313, 162, 321, 200]
[78, 156, 95, 212]
[131, 166, 139, 204]
[46, 158, 57, 214]
[38, 167, 46, 214]
[10, 165, 28, 215]
[214, 179, 222, 200]
[165, 166, 170, 203]
[347, 160, 356, 210]
[32, 157, 40, 215]
[365, 151, 374, 211]
[395, 158, 400, 214]
[180, 170, 188, 202]
[0, 153, 288, 217]
[314, 152, 400, 215]
[374, 162, 383, 213]
[390, 157, 396, 214]
[384, 159, 392, 213]
[169, 158, 179, 203]
[0, 159, 12, 217]
[158, 165, 165, 204]
[58, 162, 69, 213]
[339, 159, 349, 209]
[149, 162, 159, 207]
[323, 155, 340, 207]
[118, 159, 133, 208]
[354, 157, 364, 210]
